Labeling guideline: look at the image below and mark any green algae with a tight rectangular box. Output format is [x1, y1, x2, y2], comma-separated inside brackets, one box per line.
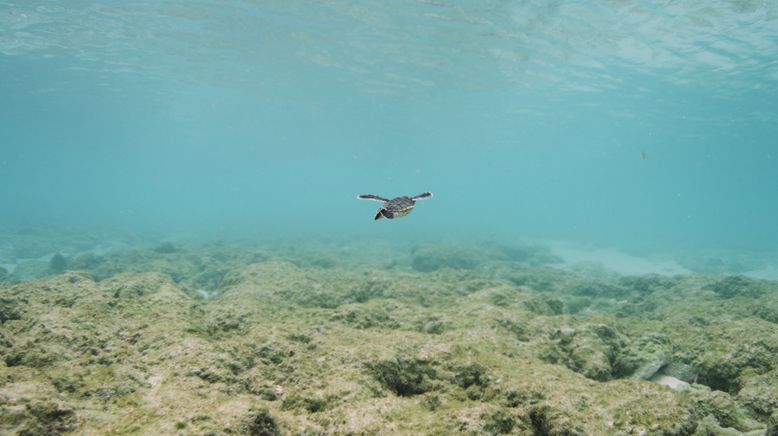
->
[705, 275, 767, 298]
[243, 408, 280, 436]
[0, 296, 23, 324]
[366, 356, 438, 397]
[1, 241, 777, 434]
[522, 294, 565, 316]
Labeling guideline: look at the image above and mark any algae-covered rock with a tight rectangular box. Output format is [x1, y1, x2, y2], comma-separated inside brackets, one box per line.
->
[737, 368, 778, 420]
[242, 409, 280, 436]
[290, 253, 338, 269]
[415, 315, 448, 335]
[66, 244, 265, 293]
[495, 317, 530, 341]
[701, 341, 776, 393]
[0, 400, 77, 435]
[768, 411, 778, 436]
[331, 304, 400, 330]
[506, 272, 556, 292]
[9, 260, 52, 282]
[527, 404, 586, 435]
[542, 324, 628, 381]
[8, 234, 55, 259]
[0, 296, 23, 323]
[452, 363, 490, 389]
[487, 288, 515, 307]
[692, 414, 747, 436]
[669, 318, 778, 394]
[221, 261, 350, 308]
[99, 272, 189, 303]
[365, 356, 438, 396]
[686, 385, 765, 433]
[705, 275, 765, 298]
[2, 238, 778, 433]
[522, 295, 564, 316]
[281, 392, 334, 413]
[571, 280, 629, 298]
[410, 245, 480, 272]
[480, 408, 517, 434]
[68, 252, 103, 270]
[618, 274, 676, 294]
[49, 253, 67, 273]
[454, 404, 525, 434]
[681, 256, 754, 275]
[561, 296, 592, 314]
[153, 241, 181, 254]
[650, 374, 690, 391]
[606, 381, 698, 434]
[496, 243, 562, 265]
[659, 361, 698, 383]
[452, 363, 491, 399]
[346, 279, 387, 303]
[753, 300, 778, 324]
[615, 333, 672, 380]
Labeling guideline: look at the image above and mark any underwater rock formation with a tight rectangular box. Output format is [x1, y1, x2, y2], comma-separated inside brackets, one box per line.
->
[522, 294, 565, 316]
[365, 356, 438, 397]
[542, 324, 628, 381]
[0, 242, 776, 433]
[495, 243, 562, 265]
[658, 361, 698, 383]
[618, 273, 676, 294]
[616, 333, 672, 380]
[153, 241, 182, 254]
[242, 409, 281, 436]
[49, 253, 67, 273]
[705, 275, 766, 298]
[9, 260, 52, 282]
[410, 245, 480, 272]
[737, 368, 778, 421]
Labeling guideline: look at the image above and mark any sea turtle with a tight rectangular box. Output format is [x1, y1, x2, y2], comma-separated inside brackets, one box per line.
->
[357, 192, 433, 220]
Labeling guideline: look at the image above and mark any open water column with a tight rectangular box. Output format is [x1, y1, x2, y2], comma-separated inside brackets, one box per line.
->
[1, 1, 778, 434]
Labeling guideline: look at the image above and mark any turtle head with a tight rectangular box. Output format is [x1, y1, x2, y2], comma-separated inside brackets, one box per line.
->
[379, 209, 395, 220]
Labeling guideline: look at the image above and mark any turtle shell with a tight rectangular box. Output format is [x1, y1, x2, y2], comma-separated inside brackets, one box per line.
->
[381, 196, 415, 219]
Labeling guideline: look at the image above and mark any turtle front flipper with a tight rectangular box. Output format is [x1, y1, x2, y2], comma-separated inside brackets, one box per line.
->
[358, 194, 389, 202]
[411, 192, 433, 201]
[374, 209, 384, 220]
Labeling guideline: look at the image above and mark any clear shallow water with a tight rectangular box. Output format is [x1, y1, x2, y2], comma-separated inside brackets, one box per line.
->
[4, 5, 778, 433]
[1, 1, 777, 254]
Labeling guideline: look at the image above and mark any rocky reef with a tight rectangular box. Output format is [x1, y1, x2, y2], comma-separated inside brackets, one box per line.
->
[1, 239, 777, 434]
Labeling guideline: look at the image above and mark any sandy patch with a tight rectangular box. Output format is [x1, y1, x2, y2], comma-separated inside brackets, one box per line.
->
[548, 242, 691, 276]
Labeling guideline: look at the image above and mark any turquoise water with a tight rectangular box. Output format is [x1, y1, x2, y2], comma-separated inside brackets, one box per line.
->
[3, 4, 778, 433]
[1, 1, 777, 253]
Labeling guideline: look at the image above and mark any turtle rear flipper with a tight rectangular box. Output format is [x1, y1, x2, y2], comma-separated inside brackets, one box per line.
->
[358, 194, 389, 202]
[411, 192, 433, 201]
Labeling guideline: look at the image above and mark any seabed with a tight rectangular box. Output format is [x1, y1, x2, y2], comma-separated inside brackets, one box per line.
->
[1, 233, 777, 435]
